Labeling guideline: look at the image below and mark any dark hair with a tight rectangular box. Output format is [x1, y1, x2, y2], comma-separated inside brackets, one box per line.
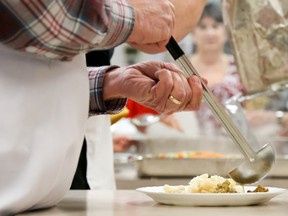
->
[199, 3, 223, 23]
[192, 3, 233, 54]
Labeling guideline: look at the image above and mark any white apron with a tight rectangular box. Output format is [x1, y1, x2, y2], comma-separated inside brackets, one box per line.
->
[0, 45, 89, 215]
[85, 115, 116, 190]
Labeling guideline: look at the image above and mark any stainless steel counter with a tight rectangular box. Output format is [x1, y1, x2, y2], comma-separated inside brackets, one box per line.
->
[18, 189, 288, 216]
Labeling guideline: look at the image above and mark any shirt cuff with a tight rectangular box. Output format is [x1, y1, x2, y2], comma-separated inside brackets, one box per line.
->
[101, 0, 135, 48]
[88, 65, 127, 115]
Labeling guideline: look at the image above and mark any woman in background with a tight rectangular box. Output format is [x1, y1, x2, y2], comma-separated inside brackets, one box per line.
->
[189, 3, 244, 136]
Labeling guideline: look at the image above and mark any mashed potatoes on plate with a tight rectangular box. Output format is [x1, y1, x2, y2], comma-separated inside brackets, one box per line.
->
[164, 174, 244, 193]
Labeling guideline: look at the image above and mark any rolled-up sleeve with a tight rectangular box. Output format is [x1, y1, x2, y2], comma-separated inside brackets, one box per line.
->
[88, 66, 127, 115]
[0, 0, 134, 60]
[100, 0, 134, 48]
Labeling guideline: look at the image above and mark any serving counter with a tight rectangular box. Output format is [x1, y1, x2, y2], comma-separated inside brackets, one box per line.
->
[18, 188, 288, 216]
[18, 136, 288, 215]
[17, 156, 288, 216]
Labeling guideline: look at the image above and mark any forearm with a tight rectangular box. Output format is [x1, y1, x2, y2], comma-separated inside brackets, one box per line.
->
[170, 0, 206, 41]
[88, 66, 127, 115]
[126, 0, 206, 54]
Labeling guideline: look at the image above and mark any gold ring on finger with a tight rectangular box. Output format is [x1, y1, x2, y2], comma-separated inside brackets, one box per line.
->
[169, 95, 182, 105]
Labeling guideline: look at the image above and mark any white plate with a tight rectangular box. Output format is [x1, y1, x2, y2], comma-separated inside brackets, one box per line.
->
[136, 186, 286, 206]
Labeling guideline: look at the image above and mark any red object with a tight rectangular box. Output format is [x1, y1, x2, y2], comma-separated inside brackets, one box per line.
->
[126, 100, 158, 118]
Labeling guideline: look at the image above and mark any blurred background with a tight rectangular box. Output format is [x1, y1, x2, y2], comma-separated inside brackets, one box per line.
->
[107, 0, 288, 189]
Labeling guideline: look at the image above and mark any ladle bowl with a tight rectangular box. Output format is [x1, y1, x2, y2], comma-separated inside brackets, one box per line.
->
[130, 114, 165, 127]
[229, 143, 275, 184]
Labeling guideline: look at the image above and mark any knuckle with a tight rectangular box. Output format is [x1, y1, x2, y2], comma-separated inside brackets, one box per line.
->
[177, 90, 186, 100]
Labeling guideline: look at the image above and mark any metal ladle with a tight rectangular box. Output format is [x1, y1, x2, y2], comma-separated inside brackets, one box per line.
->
[166, 37, 275, 184]
[130, 114, 166, 127]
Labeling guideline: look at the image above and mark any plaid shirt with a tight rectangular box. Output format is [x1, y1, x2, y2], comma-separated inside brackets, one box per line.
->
[0, 0, 134, 114]
[88, 65, 127, 115]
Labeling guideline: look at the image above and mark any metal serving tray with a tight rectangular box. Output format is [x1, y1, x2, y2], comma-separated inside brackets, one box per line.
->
[135, 155, 288, 178]
[131, 136, 288, 178]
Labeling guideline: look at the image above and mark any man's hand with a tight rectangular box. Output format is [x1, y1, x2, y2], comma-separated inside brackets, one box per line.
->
[103, 61, 204, 114]
[127, 0, 206, 54]
[127, 0, 175, 53]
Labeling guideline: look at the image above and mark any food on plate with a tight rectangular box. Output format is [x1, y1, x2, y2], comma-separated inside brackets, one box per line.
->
[163, 174, 269, 194]
[157, 151, 225, 159]
[164, 174, 244, 193]
[247, 185, 269, 193]
[188, 174, 246, 193]
[163, 185, 187, 193]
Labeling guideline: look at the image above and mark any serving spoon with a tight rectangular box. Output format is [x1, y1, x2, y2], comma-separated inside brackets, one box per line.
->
[165, 36, 275, 184]
[130, 114, 166, 127]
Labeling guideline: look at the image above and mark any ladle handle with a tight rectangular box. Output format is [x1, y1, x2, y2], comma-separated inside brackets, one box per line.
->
[166, 37, 255, 160]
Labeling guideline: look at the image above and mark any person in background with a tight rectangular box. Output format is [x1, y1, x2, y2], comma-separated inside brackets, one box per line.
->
[188, 2, 288, 141]
[188, 2, 244, 136]
[0, 1, 205, 215]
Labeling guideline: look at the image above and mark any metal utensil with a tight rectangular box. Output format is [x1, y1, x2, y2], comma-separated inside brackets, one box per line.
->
[165, 36, 275, 184]
[130, 114, 166, 127]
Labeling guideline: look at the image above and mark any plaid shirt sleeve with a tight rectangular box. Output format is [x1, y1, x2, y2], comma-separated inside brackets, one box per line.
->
[88, 66, 127, 115]
[0, 0, 134, 61]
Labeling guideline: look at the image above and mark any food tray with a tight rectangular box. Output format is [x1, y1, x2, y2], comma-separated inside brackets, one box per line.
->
[135, 155, 288, 178]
